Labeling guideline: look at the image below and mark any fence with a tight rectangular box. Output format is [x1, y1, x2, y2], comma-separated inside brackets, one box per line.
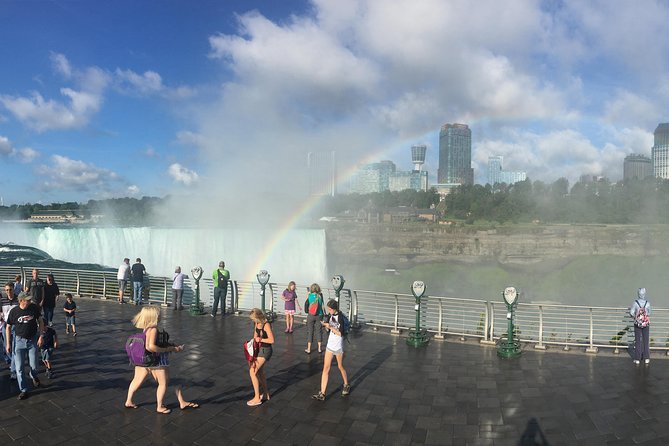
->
[1, 266, 662, 354]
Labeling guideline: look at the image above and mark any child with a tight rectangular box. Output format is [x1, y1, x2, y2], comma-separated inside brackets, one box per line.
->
[311, 299, 350, 401]
[40, 324, 58, 378]
[281, 281, 301, 333]
[63, 293, 77, 336]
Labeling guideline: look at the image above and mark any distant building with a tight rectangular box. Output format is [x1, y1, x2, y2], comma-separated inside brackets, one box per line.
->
[349, 161, 396, 194]
[307, 151, 336, 196]
[411, 144, 427, 171]
[487, 156, 526, 186]
[652, 123, 669, 179]
[438, 123, 473, 185]
[388, 170, 428, 192]
[623, 154, 652, 180]
[29, 210, 83, 223]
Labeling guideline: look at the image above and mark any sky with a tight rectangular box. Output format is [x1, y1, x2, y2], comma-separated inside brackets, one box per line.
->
[1, 0, 669, 207]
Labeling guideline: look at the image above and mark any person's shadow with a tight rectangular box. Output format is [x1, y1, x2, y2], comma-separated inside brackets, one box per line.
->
[517, 418, 550, 446]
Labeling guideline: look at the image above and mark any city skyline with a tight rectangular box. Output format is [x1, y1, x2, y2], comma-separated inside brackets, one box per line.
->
[2, 1, 669, 206]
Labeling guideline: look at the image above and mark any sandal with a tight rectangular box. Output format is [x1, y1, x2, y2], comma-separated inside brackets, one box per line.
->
[304, 349, 311, 354]
[124, 403, 138, 409]
[246, 399, 262, 407]
[156, 406, 171, 414]
[180, 402, 199, 410]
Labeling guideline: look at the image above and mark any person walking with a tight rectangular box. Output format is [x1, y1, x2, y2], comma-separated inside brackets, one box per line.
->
[304, 283, 325, 354]
[42, 274, 60, 327]
[63, 293, 77, 336]
[247, 308, 274, 406]
[2, 283, 18, 378]
[630, 287, 651, 365]
[281, 281, 301, 333]
[5, 292, 44, 400]
[117, 258, 130, 304]
[131, 258, 147, 305]
[211, 261, 230, 317]
[172, 267, 186, 311]
[125, 306, 198, 413]
[13, 275, 22, 297]
[25, 269, 45, 307]
[312, 299, 350, 401]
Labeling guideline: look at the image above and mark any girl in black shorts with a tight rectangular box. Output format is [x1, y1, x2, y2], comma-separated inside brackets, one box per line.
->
[247, 308, 274, 406]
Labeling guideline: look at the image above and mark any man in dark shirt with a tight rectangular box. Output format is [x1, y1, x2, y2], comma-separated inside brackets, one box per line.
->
[42, 274, 60, 327]
[131, 258, 147, 305]
[6, 292, 44, 400]
[25, 269, 45, 306]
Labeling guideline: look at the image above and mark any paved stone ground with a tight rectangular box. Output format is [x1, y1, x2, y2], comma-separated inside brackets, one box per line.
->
[0, 298, 667, 445]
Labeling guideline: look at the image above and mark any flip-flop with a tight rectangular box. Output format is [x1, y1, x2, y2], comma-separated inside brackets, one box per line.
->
[304, 349, 311, 354]
[180, 402, 199, 410]
[124, 403, 138, 409]
[156, 406, 171, 414]
[246, 400, 263, 407]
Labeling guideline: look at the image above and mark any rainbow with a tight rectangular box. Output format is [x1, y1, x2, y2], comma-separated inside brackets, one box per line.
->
[246, 144, 418, 281]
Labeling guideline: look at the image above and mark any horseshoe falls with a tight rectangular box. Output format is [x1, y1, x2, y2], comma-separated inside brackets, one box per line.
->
[1, 226, 327, 283]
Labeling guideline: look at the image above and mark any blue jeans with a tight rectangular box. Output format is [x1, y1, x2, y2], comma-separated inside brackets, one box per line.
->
[133, 281, 143, 304]
[13, 335, 39, 392]
[212, 286, 228, 315]
[0, 327, 12, 367]
[634, 325, 650, 360]
[43, 306, 54, 326]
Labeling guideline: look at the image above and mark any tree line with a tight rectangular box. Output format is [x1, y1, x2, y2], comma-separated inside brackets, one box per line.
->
[4, 177, 669, 226]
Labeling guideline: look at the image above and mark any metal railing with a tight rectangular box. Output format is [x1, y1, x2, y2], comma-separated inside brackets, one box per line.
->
[1, 265, 663, 354]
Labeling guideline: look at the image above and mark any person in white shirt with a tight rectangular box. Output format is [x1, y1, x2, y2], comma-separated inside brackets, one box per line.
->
[311, 299, 350, 401]
[172, 267, 186, 311]
[117, 258, 130, 304]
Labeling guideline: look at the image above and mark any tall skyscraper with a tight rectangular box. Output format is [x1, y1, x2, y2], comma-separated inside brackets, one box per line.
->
[652, 123, 669, 179]
[438, 123, 473, 185]
[307, 151, 336, 196]
[623, 154, 652, 180]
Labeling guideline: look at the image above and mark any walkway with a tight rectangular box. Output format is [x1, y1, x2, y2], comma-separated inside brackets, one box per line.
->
[0, 298, 665, 445]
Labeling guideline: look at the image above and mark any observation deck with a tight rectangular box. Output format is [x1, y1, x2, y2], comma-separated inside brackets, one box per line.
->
[0, 297, 664, 445]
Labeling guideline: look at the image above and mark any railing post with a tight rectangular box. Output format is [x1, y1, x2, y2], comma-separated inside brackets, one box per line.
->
[351, 290, 361, 329]
[434, 299, 444, 339]
[162, 278, 169, 307]
[586, 307, 598, 353]
[535, 305, 546, 350]
[102, 272, 107, 299]
[233, 281, 241, 315]
[76, 271, 81, 297]
[391, 294, 400, 335]
[480, 301, 496, 345]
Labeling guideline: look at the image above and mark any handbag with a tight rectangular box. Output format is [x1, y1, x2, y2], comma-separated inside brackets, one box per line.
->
[243, 339, 259, 363]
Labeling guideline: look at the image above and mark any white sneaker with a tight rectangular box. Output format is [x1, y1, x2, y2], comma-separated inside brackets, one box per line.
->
[645, 359, 650, 364]
[633, 360, 640, 365]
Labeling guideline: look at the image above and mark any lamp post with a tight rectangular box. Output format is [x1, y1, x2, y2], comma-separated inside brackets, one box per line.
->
[331, 275, 345, 302]
[189, 266, 204, 316]
[497, 286, 521, 358]
[406, 280, 429, 348]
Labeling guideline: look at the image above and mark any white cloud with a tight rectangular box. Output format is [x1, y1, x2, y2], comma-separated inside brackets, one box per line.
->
[36, 155, 121, 192]
[0, 135, 40, 163]
[50, 52, 72, 78]
[127, 185, 140, 195]
[115, 68, 164, 95]
[0, 55, 109, 132]
[168, 163, 199, 185]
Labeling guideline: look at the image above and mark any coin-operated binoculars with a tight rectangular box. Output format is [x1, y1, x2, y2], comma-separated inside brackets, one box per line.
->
[331, 275, 345, 302]
[497, 286, 521, 358]
[189, 266, 205, 316]
[256, 270, 275, 322]
[406, 280, 429, 348]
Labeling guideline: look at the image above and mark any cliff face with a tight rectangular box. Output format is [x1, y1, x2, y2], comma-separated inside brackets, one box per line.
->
[326, 224, 669, 267]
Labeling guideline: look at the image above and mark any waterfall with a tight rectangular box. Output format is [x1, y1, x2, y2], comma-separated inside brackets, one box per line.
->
[0, 226, 327, 283]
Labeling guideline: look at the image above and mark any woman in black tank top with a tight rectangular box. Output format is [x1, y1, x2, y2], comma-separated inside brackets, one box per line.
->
[247, 308, 274, 406]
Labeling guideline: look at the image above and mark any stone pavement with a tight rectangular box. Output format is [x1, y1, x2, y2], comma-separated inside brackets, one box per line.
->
[0, 298, 667, 445]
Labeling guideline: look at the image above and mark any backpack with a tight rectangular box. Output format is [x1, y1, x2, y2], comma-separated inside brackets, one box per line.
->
[338, 312, 350, 338]
[125, 332, 159, 367]
[307, 293, 322, 316]
[217, 270, 228, 288]
[634, 300, 650, 328]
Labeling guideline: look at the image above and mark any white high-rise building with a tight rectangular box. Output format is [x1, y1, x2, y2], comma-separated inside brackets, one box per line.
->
[652, 123, 669, 179]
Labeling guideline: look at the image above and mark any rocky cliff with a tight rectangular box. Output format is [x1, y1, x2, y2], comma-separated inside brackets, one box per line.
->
[326, 224, 669, 268]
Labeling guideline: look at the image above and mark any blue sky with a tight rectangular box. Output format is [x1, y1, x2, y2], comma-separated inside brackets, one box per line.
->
[1, 0, 669, 206]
